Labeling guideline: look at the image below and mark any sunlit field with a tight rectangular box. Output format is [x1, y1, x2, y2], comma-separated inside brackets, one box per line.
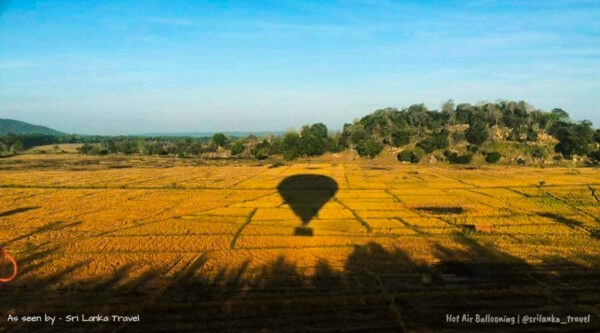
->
[1, 154, 599, 332]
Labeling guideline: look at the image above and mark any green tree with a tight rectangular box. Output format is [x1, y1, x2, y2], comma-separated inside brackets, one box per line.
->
[525, 127, 538, 142]
[397, 150, 419, 163]
[212, 133, 228, 148]
[448, 152, 473, 164]
[309, 123, 328, 139]
[11, 140, 24, 152]
[550, 108, 569, 122]
[251, 140, 271, 160]
[391, 129, 412, 147]
[485, 151, 502, 164]
[355, 139, 383, 158]
[299, 134, 325, 157]
[593, 129, 600, 144]
[552, 121, 594, 159]
[465, 119, 489, 145]
[230, 142, 245, 156]
[281, 132, 301, 160]
[349, 126, 369, 146]
[441, 99, 456, 125]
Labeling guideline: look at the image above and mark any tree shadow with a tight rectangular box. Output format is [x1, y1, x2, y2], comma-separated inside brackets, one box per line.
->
[539, 212, 584, 229]
[416, 206, 464, 215]
[0, 206, 40, 218]
[1, 234, 599, 332]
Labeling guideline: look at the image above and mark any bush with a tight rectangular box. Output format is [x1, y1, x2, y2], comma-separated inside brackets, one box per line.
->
[212, 133, 227, 147]
[391, 129, 412, 147]
[526, 127, 539, 142]
[551, 121, 594, 159]
[251, 141, 271, 160]
[299, 134, 325, 157]
[350, 128, 369, 146]
[465, 120, 489, 145]
[451, 131, 465, 144]
[448, 152, 473, 164]
[397, 150, 419, 163]
[589, 150, 600, 163]
[417, 130, 448, 153]
[530, 146, 547, 159]
[485, 151, 502, 164]
[355, 139, 383, 158]
[467, 145, 479, 153]
[230, 142, 245, 156]
[416, 137, 436, 153]
[281, 132, 301, 160]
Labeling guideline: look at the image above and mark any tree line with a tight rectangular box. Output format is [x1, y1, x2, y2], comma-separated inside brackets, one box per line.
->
[2, 100, 599, 165]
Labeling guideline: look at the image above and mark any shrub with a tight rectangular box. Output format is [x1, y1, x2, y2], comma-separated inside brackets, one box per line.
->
[417, 130, 448, 153]
[465, 120, 489, 145]
[251, 140, 271, 160]
[448, 152, 473, 164]
[212, 133, 228, 147]
[280, 132, 300, 160]
[526, 127, 539, 142]
[551, 121, 594, 159]
[485, 151, 502, 164]
[451, 131, 465, 144]
[349, 126, 369, 145]
[299, 134, 325, 157]
[391, 129, 412, 147]
[397, 150, 419, 163]
[589, 150, 600, 163]
[417, 137, 436, 153]
[530, 146, 547, 159]
[467, 145, 479, 153]
[230, 142, 245, 156]
[355, 139, 383, 158]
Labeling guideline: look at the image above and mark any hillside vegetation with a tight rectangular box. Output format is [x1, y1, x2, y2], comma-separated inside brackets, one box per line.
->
[0, 119, 63, 136]
[2, 100, 599, 166]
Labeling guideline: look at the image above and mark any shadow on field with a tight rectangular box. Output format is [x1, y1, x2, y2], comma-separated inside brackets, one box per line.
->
[277, 174, 338, 236]
[416, 206, 464, 215]
[1, 221, 82, 247]
[1, 231, 599, 332]
[539, 212, 585, 230]
[0, 206, 40, 218]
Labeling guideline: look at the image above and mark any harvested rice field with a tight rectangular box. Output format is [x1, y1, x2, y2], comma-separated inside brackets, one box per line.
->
[1, 156, 600, 332]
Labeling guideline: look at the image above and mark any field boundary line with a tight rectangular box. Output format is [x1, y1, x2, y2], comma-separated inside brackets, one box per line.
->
[230, 208, 258, 249]
[589, 185, 600, 203]
[2, 183, 600, 191]
[540, 189, 600, 225]
[333, 198, 372, 233]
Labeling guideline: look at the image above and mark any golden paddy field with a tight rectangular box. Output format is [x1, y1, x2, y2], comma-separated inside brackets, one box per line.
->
[1, 154, 599, 332]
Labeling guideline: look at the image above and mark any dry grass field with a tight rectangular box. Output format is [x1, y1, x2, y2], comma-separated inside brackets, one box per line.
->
[1, 153, 599, 332]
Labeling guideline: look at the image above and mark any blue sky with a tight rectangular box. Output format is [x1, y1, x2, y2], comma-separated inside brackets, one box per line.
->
[1, 0, 599, 135]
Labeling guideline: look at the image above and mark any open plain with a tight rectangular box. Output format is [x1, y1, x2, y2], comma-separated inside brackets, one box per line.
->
[1, 154, 600, 332]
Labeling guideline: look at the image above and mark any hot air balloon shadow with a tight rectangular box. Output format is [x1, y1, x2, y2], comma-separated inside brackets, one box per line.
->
[277, 174, 338, 236]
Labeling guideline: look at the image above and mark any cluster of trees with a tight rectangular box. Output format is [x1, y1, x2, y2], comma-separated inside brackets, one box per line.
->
[0, 133, 102, 156]
[340, 100, 599, 164]
[2, 99, 599, 165]
[549, 120, 600, 160]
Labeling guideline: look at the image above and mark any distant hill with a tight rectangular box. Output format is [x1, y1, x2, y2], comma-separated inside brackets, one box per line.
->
[0, 119, 63, 135]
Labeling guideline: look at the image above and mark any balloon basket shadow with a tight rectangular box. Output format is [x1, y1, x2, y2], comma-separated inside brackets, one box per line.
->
[294, 226, 314, 237]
